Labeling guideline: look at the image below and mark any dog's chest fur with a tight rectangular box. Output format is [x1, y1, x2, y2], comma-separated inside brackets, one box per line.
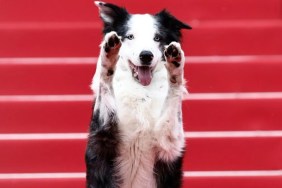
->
[113, 62, 168, 187]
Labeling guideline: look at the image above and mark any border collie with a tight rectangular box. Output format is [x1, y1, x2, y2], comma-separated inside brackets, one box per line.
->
[86, 1, 191, 188]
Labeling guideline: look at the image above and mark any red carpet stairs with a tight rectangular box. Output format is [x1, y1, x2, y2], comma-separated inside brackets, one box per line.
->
[0, 0, 282, 187]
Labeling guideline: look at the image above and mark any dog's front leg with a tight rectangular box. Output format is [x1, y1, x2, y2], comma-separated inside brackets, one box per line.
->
[154, 42, 186, 162]
[86, 31, 121, 188]
[153, 42, 186, 188]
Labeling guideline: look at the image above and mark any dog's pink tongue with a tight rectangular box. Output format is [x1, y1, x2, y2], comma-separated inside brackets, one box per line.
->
[137, 66, 152, 86]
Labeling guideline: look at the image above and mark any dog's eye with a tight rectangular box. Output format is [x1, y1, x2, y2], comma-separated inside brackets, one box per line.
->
[126, 34, 134, 40]
[154, 35, 161, 42]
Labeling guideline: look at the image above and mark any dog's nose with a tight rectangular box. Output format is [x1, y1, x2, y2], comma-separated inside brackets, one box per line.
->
[139, 51, 154, 65]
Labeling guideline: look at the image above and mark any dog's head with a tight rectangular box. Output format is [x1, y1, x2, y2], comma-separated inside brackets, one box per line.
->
[95, 1, 191, 86]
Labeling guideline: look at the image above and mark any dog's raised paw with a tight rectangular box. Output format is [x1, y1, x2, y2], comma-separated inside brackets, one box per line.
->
[165, 42, 182, 67]
[103, 31, 122, 55]
[164, 42, 185, 85]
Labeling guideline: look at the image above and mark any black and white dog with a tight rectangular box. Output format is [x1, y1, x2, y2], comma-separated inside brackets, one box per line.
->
[86, 1, 191, 188]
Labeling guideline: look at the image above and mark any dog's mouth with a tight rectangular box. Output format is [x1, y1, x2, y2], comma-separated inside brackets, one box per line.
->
[129, 61, 154, 86]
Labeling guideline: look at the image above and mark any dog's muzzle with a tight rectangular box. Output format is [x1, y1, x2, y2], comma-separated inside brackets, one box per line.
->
[129, 60, 154, 86]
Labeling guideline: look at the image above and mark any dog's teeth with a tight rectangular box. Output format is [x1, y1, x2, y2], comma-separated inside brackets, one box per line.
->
[134, 72, 138, 77]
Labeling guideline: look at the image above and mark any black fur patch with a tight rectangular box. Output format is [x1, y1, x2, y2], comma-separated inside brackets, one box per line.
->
[99, 3, 131, 38]
[154, 155, 184, 188]
[107, 69, 114, 76]
[172, 61, 181, 67]
[85, 108, 120, 188]
[155, 10, 191, 45]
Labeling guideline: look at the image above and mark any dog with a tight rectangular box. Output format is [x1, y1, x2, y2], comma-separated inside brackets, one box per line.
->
[86, 1, 191, 188]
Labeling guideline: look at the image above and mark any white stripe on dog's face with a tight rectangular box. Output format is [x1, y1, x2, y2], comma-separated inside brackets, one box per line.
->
[119, 14, 163, 68]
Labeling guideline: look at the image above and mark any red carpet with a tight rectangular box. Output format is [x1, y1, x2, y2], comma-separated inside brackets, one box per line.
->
[0, 0, 282, 187]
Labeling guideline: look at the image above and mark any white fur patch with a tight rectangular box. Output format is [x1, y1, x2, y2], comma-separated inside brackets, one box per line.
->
[119, 14, 163, 68]
[113, 60, 168, 188]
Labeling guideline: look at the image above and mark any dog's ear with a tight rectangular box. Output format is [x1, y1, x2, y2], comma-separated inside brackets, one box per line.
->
[155, 10, 191, 43]
[95, 1, 129, 27]
[155, 10, 192, 30]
